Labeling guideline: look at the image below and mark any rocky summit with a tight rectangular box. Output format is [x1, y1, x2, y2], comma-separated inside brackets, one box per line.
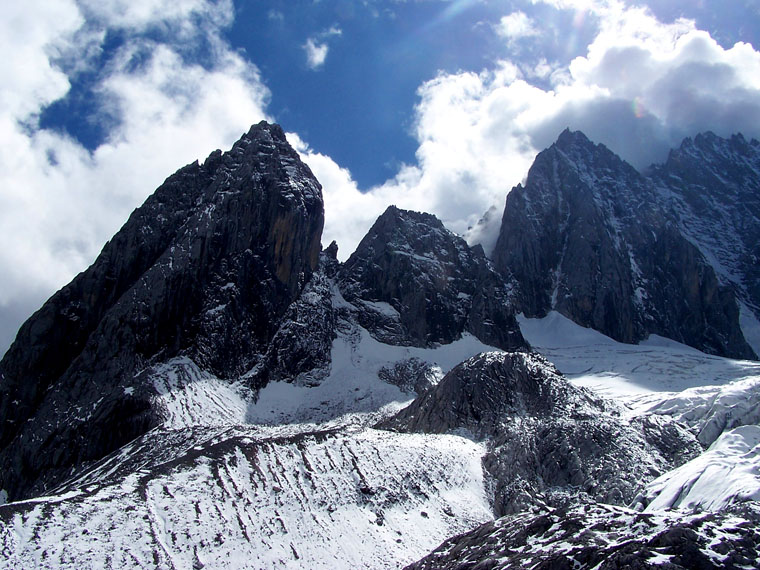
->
[0, 121, 323, 501]
[0, 124, 759, 569]
[493, 129, 756, 360]
[380, 351, 701, 515]
[339, 205, 527, 351]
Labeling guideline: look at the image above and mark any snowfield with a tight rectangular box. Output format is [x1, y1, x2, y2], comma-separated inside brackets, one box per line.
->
[247, 324, 498, 426]
[519, 311, 760, 399]
[520, 311, 760, 516]
[0, 319, 500, 570]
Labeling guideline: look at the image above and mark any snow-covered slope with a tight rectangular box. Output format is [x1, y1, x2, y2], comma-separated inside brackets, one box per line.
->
[639, 425, 760, 512]
[248, 312, 498, 426]
[519, 311, 760, 400]
[519, 311, 760, 517]
[0, 425, 491, 570]
[635, 377, 760, 447]
[150, 357, 253, 429]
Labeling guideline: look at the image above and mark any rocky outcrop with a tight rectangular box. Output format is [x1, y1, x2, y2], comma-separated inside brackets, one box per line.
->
[0, 121, 324, 500]
[380, 351, 701, 515]
[377, 357, 440, 396]
[405, 502, 760, 570]
[339, 206, 526, 351]
[493, 129, 755, 360]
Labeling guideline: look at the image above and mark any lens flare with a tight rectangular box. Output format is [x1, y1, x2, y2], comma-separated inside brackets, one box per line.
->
[420, 0, 480, 34]
[632, 96, 647, 118]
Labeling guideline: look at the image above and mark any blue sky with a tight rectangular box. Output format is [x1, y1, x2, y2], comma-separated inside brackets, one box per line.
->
[2, 0, 760, 354]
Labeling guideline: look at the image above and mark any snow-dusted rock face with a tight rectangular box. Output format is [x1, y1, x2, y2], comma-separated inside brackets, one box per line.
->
[0, 122, 324, 501]
[339, 206, 526, 351]
[405, 502, 760, 570]
[380, 351, 701, 515]
[493, 129, 755, 360]
[650, 133, 760, 326]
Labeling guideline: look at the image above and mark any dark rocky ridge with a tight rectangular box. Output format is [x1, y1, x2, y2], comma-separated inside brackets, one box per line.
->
[0, 121, 324, 500]
[493, 129, 755, 360]
[245, 251, 337, 389]
[339, 206, 527, 351]
[405, 502, 760, 570]
[379, 351, 700, 516]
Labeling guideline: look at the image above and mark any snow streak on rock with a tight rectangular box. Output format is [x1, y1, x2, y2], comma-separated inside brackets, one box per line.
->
[0, 427, 491, 570]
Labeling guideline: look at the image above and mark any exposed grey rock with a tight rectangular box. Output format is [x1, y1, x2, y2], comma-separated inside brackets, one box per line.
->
[493, 129, 755, 360]
[405, 502, 760, 570]
[377, 357, 440, 395]
[339, 206, 526, 351]
[0, 121, 324, 501]
[380, 351, 701, 516]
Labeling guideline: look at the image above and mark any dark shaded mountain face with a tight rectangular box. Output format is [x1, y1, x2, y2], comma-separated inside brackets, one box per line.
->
[379, 351, 700, 516]
[493, 129, 756, 360]
[339, 206, 527, 351]
[649, 132, 760, 323]
[405, 502, 760, 570]
[0, 122, 324, 501]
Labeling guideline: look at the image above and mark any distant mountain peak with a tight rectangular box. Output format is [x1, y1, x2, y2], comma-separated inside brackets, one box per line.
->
[555, 127, 592, 147]
[340, 206, 526, 350]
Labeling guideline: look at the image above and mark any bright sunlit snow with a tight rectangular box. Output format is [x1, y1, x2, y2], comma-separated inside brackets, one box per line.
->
[518, 311, 760, 401]
[642, 425, 760, 512]
[248, 326, 498, 427]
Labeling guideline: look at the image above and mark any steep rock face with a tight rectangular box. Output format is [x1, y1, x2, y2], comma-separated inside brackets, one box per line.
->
[339, 206, 526, 351]
[493, 129, 754, 359]
[380, 351, 700, 516]
[246, 251, 337, 389]
[650, 132, 760, 323]
[0, 121, 324, 500]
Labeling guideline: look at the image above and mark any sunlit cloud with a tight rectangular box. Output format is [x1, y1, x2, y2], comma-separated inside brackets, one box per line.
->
[497, 11, 539, 45]
[0, 0, 270, 354]
[304, 26, 342, 70]
[300, 0, 760, 261]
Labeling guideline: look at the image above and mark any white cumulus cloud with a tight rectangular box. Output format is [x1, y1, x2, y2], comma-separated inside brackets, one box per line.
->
[304, 39, 330, 69]
[0, 0, 270, 355]
[497, 11, 539, 44]
[298, 0, 760, 262]
[304, 26, 342, 70]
